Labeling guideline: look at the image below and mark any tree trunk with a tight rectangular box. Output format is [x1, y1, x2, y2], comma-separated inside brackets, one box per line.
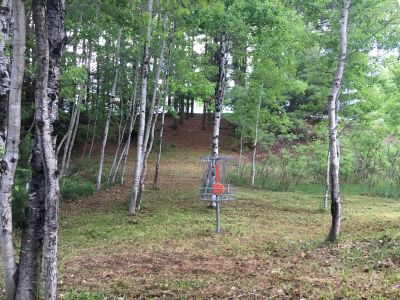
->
[60, 101, 79, 177]
[64, 103, 80, 174]
[81, 38, 92, 160]
[0, 1, 25, 298]
[185, 97, 190, 119]
[153, 22, 174, 190]
[173, 96, 179, 130]
[119, 53, 140, 186]
[202, 101, 207, 130]
[238, 126, 243, 177]
[142, 15, 166, 162]
[179, 95, 184, 124]
[19, 1, 65, 299]
[88, 58, 101, 159]
[16, 137, 45, 300]
[209, 33, 227, 208]
[42, 1, 65, 298]
[326, 0, 350, 243]
[136, 15, 167, 208]
[0, 0, 12, 150]
[251, 86, 262, 187]
[324, 150, 330, 209]
[153, 90, 168, 190]
[211, 33, 227, 157]
[129, 0, 153, 216]
[108, 118, 127, 183]
[190, 97, 194, 117]
[96, 28, 122, 191]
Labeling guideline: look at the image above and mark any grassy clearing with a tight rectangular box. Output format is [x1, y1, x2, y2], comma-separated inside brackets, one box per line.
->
[55, 151, 400, 299]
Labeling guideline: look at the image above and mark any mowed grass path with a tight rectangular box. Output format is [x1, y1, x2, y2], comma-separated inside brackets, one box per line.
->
[58, 149, 400, 299]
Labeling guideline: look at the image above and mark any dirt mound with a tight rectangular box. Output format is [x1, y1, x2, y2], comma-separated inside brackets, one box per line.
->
[162, 114, 235, 152]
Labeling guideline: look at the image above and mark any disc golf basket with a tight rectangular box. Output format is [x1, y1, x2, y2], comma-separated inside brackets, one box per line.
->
[199, 156, 235, 233]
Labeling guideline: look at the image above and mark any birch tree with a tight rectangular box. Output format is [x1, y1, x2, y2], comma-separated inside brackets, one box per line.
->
[129, 0, 153, 216]
[211, 32, 228, 158]
[251, 86, 263, 186]
[0, 0, 12, 150]
[153, 23, 175, 190]
[137, 15, 167, 208]
[16, 0, 65, 298]
[119, 55, 140, 185]
[96, 28, 122, 191]
[0, 1, 25, 298]
[326, 0, 350, 243]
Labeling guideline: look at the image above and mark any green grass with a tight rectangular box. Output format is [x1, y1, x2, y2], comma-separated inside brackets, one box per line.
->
[55, 154, 400, 299]
[232, 174, 400, 199]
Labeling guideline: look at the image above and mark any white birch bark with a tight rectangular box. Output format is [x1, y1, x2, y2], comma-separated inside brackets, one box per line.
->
[211, 33, 227, 158]
[119, 57, 140, 185]
[153, 26, 174, 189]
[59, 100, 79, 176]
[88, 94, 99, 158]
[238, 126, 243, 177]
[96, 28, 122, 191]
[323, 150, 330, 209]
[326, 0, 350, 243]
[0, 1, 25, 298]
[81, 39, 92, 161]
[209, 33, 227, 208]
[129, 0, 153, 215]
[108, 117, 127, 183]
[64, 102, 80, 173]
[137, 16, 167, 206]
[251, 86, 262, 187]
[0, 0, 12, 150]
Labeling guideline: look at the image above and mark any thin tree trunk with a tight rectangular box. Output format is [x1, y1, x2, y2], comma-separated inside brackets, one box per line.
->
[119, 54, 141, 185]
[173, 96, 179, 130]
[137, 15, 167, 208]
[129, 0, 153, 215]
[324, 150, 330, 209]
[326, 0, 350, 243]
[96, 28, 122, 191]
[88, 57, 101, 159]
[0, 1, 25, 298]
[202, 101, 207, 130]
[153, 92, 167, 190]
[211, 33, 227, 157]
[190, 97, 194, 117]
[185, 97, 190, 119]
[64, 103, 80, 174]
[0, 0, 12, 150]
[179, 95, 184, 124]
[108, 90, 127, 183]
[251, 86, 262, 187]
[209, 33, 227, 208]
[108, 119, 127, 183]
[153, 22, 174, 190]
[238, 126, 243, 177]
[60, 101, 79, 176]
[81, 38, 92, 160]
[88, 94, 99, 158]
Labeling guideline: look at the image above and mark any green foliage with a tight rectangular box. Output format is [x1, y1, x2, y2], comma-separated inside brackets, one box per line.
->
[61, 178, 95, 201]
[12, 182, 28, 228]
[60, 66, 88, 100]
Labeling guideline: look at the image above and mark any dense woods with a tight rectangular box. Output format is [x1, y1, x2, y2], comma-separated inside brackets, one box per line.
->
[0, 0, 399, 298]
